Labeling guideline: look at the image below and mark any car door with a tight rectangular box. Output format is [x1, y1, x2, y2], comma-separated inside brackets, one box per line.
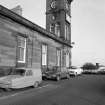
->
[24, 70, 33, 87]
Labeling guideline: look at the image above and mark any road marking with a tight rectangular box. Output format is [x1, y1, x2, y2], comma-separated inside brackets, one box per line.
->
[0, 84, 53, 100]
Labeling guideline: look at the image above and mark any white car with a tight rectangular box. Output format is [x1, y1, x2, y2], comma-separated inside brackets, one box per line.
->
[68, 66, 83, 76]
[97, 67, 105, 74]
[0, 68, 42, 90]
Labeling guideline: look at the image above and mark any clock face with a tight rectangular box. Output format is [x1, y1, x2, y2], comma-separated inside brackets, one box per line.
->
[50, 1, 56, 9]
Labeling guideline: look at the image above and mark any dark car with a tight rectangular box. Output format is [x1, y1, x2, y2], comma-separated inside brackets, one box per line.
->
[42, 66, 70, 81]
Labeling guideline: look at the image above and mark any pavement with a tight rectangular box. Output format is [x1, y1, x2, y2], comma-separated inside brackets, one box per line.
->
[0, 74, 105, 105]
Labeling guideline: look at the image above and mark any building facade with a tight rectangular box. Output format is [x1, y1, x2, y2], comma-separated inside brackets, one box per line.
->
[46, 0, 73, 67]
[0, 0, 72, 75]
[46, 0, 72, 41]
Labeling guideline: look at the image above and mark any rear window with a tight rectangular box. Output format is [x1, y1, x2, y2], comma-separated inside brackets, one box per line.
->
[10, 69, 25, 76]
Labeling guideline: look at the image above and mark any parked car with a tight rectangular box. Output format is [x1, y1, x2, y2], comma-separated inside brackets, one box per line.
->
[83, 69, 98, 74]
[68, 66, 83, 76]
[0, 67, 42, 90]
[42, 66, 70, 81]
[97, 67, 105, 74]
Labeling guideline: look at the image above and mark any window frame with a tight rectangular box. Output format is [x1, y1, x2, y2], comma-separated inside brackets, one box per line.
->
[50, 24, 54, 33]
[56, 49, 61, 67]
[41, 44, 48, 66]
[55, 23, 60, 37]
[26, 70, 33, 76]
[66, 52, 70, 68]
[17, 36, 26, 63]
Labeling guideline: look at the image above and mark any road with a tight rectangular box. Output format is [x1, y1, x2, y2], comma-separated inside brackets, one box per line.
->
[0, 74, 105, 105]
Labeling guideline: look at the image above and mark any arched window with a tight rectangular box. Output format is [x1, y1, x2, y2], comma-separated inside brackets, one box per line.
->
[55, 23, 60, 37]
[42, 44, 47, 66]
[50, 24, 54, 33]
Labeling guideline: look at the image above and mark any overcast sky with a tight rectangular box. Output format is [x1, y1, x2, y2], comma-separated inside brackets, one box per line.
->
[0, 0, 105, 66]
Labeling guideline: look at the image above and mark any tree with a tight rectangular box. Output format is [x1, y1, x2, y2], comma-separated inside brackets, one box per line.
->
[82, 62, 97, 70]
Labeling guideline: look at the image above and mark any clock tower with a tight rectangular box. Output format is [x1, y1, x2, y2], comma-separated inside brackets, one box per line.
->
[46, 0, 73, 43]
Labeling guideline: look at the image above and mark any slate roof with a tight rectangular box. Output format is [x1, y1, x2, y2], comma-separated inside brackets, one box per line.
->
[0, 5, 72, 47]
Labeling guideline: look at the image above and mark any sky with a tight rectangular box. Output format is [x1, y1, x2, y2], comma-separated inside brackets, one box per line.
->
[0, 0, 105, 66]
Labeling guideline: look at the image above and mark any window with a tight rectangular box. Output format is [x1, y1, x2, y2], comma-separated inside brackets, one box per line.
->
[50, 24, 54, 33]
[42, 44, 47, 66]
[65, 24, 69, 40]
[26, 70, 33, 76]
[18, 36, 26, 63]
[55, 23, 60, 37]
[66, 53, 70, 67]
[57, 49, 61, 66]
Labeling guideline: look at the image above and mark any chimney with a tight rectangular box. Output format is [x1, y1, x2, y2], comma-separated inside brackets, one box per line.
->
[11, 5, 22, 16]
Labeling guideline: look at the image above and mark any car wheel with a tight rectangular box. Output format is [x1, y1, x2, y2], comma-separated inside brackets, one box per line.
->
[42, 77, 47, 80]
[33, 81, 39, 88]
[56, 76, 60, 81]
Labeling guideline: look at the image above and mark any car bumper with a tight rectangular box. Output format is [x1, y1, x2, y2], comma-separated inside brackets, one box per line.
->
[43, 74, 57, 79]
[0, 83, 11, 89]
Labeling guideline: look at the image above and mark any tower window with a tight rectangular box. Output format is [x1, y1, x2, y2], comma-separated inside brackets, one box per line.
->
[65, 24, 69, 40]
[50, 24, 54, 33]
[55, 23, 60, 37]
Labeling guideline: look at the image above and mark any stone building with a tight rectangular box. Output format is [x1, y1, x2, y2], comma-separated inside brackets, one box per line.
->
[0, 0, 73, 75]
